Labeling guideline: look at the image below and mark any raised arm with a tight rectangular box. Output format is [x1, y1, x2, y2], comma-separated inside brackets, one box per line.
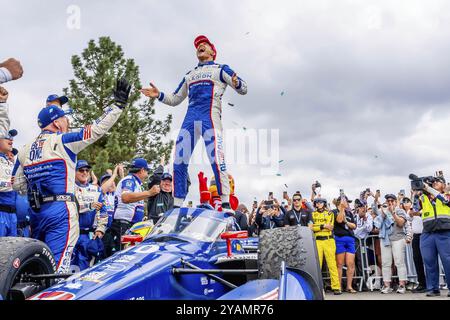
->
[62, 78, 131, 155]
[0, 87, 9, 141]
[220, 65, 247, 95]
[141, 75, 188, 107]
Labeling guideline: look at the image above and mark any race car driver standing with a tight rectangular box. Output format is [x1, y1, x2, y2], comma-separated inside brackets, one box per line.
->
[12, 77, 131, 273]
[140, 35, 247, 210]
[71, 160, 108, 271]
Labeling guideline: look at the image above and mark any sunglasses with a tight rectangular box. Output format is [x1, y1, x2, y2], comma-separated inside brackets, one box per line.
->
[78, 168, 90, 173]
[293, 198, 302, 202]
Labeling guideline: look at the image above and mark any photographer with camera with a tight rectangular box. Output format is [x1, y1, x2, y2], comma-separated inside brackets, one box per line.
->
[401, 195, 427, 293]
[255, 197, 285, 231]
[283, 192, 314, 227]
[410, 174, 450, 297]
[373, 194, 408, 294]
[311, 197, 341, 294]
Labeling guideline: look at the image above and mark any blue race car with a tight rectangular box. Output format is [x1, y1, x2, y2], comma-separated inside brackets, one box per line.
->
[0, 207, 323, 300]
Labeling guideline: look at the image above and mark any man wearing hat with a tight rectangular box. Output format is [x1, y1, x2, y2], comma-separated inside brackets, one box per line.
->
[0, 129, 18, 236]
[12, 77, 131, 273]
[111, 158, 160, 252]
[140, 35, 247, 210]
[417, 175, 450, 297]
[147, 165, 174, 224]
[70, 160, 108, 271]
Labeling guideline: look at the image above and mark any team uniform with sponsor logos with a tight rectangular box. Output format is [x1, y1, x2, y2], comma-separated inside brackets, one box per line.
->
[110, 174, 145, 252]
[158, 61, 247, 202]
[0, 152, 17, 236]
[311, 209, 340, 291]
[12, 105, 123, 273]
[0, 68, 12, 138]
[71, 182, 108, 271]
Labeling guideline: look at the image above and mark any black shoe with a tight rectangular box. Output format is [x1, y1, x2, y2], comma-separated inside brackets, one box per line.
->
[426, 290, 441, 297]
[412, 286, 427, 293]
[333, 290, 342, 295]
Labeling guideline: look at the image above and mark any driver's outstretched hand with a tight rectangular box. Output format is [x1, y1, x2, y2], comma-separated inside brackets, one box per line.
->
[140, 82, 160, 98]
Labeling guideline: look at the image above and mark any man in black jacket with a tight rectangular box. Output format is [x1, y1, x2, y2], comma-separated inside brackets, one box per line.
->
[284, 193, 314, 227]
[147, 167, 174, 224]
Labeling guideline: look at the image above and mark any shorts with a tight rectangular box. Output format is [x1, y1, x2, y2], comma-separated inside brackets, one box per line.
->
[335, 235, 356, 254]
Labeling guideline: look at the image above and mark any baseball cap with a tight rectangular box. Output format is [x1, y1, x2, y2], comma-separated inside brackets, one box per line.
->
[313, 197, 327, 205]
[100, 173, 112, 185]
[161, 172, 173, 181]
[194, 35, 217, 60]
[336, 195, 353, 203]
[76, 160, 92, 171]
[384, 194, 397, 201]
[131, 158, 149, 171]
[435, 176, 446, 184]
[46, 94, 68, 106]
[354, 199, 366, 208]
[401, 197, 412, 204]
[37, 105, 73, 129]
[1, 129, 18, 140]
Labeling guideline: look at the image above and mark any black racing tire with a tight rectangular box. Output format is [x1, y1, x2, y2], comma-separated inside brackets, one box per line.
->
[0, 237, 57, 300]
[257, 226, 323, 295]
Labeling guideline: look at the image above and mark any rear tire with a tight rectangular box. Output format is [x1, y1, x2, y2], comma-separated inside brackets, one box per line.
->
[257, 226, 323, 293]
[0, 237, 57, 300]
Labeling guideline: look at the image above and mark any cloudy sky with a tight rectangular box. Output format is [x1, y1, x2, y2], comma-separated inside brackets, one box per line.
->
[3, 0, 450, 206]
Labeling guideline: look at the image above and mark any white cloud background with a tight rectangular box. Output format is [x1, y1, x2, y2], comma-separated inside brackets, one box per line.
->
[2, 0, 450, 206]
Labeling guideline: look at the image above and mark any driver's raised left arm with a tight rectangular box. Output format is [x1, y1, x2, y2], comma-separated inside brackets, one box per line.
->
[219, 65, 247, 95]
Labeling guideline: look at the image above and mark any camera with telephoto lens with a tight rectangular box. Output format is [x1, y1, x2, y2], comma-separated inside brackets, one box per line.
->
[409, 174, 435, 191]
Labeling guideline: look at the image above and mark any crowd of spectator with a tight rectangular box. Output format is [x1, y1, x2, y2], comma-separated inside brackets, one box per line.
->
[227, 180, 450, 296]
[1, 56, 449, 298]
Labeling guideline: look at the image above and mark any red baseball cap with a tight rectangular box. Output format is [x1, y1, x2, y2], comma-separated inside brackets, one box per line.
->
[194, 35, 217, 60]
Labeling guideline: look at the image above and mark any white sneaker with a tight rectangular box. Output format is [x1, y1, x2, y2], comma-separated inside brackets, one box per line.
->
[397, 285, 406, 294]
[380, 286, 393, 294]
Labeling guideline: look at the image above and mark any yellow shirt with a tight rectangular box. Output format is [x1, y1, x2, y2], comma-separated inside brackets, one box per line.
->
[312, 210, 334, 237]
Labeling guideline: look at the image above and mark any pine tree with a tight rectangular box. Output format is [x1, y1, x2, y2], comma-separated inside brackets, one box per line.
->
[63, 37, 173, 175]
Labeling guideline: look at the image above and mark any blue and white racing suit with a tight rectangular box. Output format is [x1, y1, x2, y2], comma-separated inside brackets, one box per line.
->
[114, 174, 145, 224]
[71, 182, 108, 271]
[0, 68, 12, 139]
[0, 152, 17, 236]
[13, 104, 123, 273]
[157, 61, 247, 202]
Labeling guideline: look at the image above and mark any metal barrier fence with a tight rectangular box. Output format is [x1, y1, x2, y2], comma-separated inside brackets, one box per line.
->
[321, 234, 447, 292]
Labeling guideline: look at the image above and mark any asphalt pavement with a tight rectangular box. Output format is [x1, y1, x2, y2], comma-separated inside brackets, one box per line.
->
[325, 289, 449, 300]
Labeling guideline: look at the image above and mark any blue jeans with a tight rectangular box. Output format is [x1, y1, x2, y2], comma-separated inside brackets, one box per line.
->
[420, 231, 450, 291]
